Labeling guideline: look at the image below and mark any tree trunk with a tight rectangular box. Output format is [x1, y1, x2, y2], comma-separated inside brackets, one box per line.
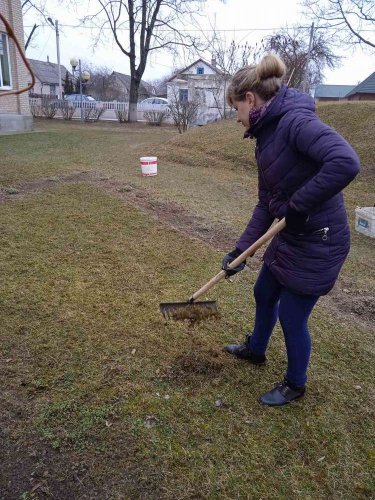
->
[128, 77, 141, 122]
[25, 24, 38, 51]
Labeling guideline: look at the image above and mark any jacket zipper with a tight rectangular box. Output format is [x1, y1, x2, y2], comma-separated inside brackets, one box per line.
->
[270, 227, 329, 268]
[312, 227, 330, 240]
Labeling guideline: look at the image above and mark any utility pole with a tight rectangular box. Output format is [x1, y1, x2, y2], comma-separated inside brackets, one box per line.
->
[48, 18, 63, 99]
[55, 20, 63, 99]
[303, 22, 314, 94]
[79, 59, 84, 122]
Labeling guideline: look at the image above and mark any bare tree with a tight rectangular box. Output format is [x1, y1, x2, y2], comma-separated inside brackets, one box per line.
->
[22, 0, 51, 50]
[148, 67, 184, 96]
[301, 0, 374, 49]
[86, 66, 123, 101]
[168, 85, 199, 133]
[264, 27, 340, 92]
[207, 39, 263, 118]
[75, 0, 207, 122]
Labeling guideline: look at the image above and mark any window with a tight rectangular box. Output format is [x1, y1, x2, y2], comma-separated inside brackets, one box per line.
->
[0, 33, 12, 89]
[179, 88, 188, 102]
[50, 84, 56, 95]
[197, 67, 204, 75]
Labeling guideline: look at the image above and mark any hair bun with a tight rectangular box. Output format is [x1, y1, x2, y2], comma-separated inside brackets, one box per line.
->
[256, 54, 286, 82]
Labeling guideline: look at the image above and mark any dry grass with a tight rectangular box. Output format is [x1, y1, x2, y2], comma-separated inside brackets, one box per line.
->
[0, 109, 374, 498]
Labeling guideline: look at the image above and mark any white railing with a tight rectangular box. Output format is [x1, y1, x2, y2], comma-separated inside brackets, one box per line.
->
[29, 98, 168, 111]
[29, 97, 172, 122]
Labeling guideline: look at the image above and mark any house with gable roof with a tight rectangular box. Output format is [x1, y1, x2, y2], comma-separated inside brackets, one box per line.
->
[28, 58, 71, 97]
[345, 71, 375, 101]
[314, 71, 375, 102]
[167, 58, 227, 125]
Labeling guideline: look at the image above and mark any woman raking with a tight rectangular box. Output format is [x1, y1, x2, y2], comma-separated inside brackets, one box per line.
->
[222, 54, 360, 406]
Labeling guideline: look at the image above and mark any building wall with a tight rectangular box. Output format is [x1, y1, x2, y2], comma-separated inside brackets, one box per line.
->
[0, 0, 31, 116]
[111, 76, 151, 102]
[167, 73, 226, 126]
[30, 78, 57, 96]
[112, 76, 129, 101]
[348, 93, 375, 101]
[316, 97, 342, 102]
[168, 75, 223, 105]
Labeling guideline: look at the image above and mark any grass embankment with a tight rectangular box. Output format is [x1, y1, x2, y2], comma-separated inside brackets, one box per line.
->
[0, 104, 374, 498]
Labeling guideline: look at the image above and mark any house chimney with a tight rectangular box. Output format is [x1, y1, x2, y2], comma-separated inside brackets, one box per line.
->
[211, 56, 216, 68]
[47, 55, 50, 63]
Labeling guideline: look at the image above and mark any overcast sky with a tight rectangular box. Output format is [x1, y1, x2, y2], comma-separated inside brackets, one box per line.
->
[24, 0, 374, 85]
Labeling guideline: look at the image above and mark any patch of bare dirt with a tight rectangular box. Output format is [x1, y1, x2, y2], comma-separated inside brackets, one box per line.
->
[320, 281, 375, 333]
[165, 349, 226, 385]
[99, 178, 242, 251]
[0, 171, 100, 203]
[0, 437, 161, 499]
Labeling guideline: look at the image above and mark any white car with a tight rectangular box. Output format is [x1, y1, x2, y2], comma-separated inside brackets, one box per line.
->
[140, 97, 169, 107]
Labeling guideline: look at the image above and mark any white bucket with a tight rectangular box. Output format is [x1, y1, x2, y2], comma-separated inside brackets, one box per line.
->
[140, 156, 157, 176]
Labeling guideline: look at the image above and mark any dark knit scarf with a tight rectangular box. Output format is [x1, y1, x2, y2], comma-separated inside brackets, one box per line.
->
[244, 95, 277, 138]
[249, 95, 276, 128]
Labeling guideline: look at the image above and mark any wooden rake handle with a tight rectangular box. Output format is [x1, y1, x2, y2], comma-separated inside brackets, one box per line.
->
[189, 218, 286, 302]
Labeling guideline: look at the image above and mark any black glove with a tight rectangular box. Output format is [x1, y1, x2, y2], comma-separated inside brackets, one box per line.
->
[285, 204, 309, 234]
[222, 248, 246, 276]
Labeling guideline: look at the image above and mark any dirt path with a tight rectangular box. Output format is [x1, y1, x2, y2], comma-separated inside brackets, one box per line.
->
[1, 171, 373, 332]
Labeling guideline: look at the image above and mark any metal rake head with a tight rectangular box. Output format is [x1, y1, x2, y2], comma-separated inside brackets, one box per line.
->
[159, 301, 218, 321]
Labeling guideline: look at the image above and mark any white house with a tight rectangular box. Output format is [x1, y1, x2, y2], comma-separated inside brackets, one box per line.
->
[167, 58, 227, 125]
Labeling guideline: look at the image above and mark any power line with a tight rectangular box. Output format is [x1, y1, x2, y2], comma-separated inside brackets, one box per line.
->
[20, 24, 314, 31]
[24, 23, 375, 33]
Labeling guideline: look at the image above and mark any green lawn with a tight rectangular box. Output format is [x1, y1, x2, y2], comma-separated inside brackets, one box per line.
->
[0, 114, 374, 499]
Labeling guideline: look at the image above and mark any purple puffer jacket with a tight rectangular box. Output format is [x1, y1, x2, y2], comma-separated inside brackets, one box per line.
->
[236, 85, 360, 296]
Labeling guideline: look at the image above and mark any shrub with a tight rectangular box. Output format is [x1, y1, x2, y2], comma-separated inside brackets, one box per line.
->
[30, 100, 42, 118]
[84, 107, 105, 122]
[41, 99, 57, 119]
[169, 99, 199, 133]
[144, 110, 169, 126]
[115, 109, 127, 123]
[60, 102, 76, 120]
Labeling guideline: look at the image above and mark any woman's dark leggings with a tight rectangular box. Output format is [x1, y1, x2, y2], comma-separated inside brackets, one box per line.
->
[248, 264, 319, 387]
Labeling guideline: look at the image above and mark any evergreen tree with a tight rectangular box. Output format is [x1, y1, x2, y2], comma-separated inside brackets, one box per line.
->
[74, 77, 81, 94]
[63, 71, 74, 95]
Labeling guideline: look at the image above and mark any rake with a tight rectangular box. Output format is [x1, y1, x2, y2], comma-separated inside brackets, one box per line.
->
[160, 218, 286, 321]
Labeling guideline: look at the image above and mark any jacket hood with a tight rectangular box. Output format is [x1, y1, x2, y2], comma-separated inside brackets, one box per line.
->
[245, 84, 316, 138]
